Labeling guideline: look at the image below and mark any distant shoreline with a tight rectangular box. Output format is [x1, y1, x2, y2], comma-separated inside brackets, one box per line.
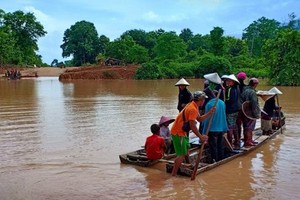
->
[1, 67, 79, 77]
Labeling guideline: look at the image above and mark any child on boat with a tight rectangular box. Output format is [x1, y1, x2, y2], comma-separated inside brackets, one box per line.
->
[145, 124, 165, 160]
[159, 116, 175, 154]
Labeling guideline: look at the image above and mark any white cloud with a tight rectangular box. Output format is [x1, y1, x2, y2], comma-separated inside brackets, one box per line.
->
[143, 11, 160, 22]
[142, 11, 187, 23]
[23, 6, 68, 34]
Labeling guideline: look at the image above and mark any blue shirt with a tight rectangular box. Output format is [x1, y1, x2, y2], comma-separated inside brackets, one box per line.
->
[202, 98, 228, 134]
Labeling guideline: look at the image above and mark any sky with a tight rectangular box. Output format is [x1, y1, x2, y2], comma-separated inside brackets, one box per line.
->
[1, 0, 299, 65]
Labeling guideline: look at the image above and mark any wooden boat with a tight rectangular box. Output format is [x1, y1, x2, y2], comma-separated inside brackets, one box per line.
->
[119, 138, 201, 167]
[165, 126, 284, 177]
[3, 74, 38, 79]
[119, 148, 174, 167]
[20, 74, 39, 78]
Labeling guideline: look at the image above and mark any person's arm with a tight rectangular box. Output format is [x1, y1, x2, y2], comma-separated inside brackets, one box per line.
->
[197, 106, 216, 122]
[189, 120, 208, 143]
[144, 139, 148, 150]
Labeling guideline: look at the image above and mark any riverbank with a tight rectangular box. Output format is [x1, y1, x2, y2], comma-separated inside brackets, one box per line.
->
[58, 65, 139, 80]
[0, 67, 79, 77]
[1, 65, 139, 79]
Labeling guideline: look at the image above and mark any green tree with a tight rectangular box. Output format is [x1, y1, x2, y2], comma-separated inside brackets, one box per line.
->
[242, 17, 280, 57]
[99, 35, 110, 54]
[153, 32, 187, 61]
[106, 35, 135, 63]
[262, 29, 300, 85]
[281, 12, 300, 30]
[224, 36, 248, 57]
[128, 44, 150, 64]
[121, 29, 152, 49]
[1, 10, 46, 65]
[210, 27, 225, 56]
[50, 59, 58, 67]
[135, 62, 161, 80]
[0, 27, 16, 65]
[187, 34, 203, 51]
[194, 54, 231, 78]
[61, 20, 100, 66]
[179, 28, 193, 43]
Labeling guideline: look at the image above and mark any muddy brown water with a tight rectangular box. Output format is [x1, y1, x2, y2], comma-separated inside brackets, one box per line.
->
[1, 77, 300, 200]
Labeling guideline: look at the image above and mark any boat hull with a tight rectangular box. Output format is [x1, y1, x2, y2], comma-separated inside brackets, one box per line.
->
[166, 126, 284, 177]
[119, 143, 201, 167]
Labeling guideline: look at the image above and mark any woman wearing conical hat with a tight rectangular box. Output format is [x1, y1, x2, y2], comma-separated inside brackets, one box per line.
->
[159, 116, 175, 154]
[260, 87, 283, 135]
[222, 74, 240, 149]
[175, 78, 192, 112]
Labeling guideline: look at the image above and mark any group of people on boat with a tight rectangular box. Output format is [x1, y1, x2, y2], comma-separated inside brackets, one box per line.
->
[144, 72, 284, 176]
[4, 69, 21, 80]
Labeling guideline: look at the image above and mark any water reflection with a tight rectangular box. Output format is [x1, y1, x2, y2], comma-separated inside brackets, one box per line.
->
[0, 79, 41, 167]
[250, 137, 283, 199]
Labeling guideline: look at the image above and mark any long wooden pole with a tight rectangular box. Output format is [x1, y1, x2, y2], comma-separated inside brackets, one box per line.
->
[276, 95, 283, 134]
[191, 89, 221, 180]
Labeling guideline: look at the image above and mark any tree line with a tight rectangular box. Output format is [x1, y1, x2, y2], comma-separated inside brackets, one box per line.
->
[0, 9, 299, 85]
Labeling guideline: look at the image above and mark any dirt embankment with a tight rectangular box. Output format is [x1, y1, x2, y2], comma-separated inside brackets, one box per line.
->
[58, 65, 140, 80]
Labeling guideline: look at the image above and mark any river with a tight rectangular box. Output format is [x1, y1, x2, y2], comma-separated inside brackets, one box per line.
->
[0, 77, 300, 200]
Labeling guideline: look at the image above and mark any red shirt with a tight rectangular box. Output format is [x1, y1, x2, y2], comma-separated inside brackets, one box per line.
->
[145, 134, 165, 160]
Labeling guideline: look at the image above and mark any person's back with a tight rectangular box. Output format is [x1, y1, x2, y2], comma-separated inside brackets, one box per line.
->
[202, 97, 228, 162]
[145, 124, 165, 160]
[241, 78, 260, 147]
[202, 98, 228, 133]
[263, 96, 276, 117]
[242, 85, 260, 119]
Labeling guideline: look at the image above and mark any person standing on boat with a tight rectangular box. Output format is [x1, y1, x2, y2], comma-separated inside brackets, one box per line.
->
[159, 116, 175, 154]
[222, 74, 240, 149]
[170, 91, 215, 176]
[241, 78, 260, 147]
[236, 71, 247, 147]
[202, 90, 228, 162]
[175, 78, 192, 112]
[199, 73, 224, 132]
[145, 124, 165, 160]
[261, 95, 277, 135]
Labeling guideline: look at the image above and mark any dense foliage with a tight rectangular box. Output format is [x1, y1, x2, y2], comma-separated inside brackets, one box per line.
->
[263, 29, 300, 86]
[0, 9, 47, 66]
[0, 8, 299, 85]
[61, 20, 100, 66]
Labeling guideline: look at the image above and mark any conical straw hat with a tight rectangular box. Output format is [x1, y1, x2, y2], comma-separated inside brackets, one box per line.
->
[175, 78, 190, 86]
[268, 87, 282, 95]
[204, 72, 221, 84]
[257, 90, 275, 101]
[222, 74, 239, 84]
[159, 116, 175, 126]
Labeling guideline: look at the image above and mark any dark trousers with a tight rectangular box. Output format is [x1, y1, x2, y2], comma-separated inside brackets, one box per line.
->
[208, 132, 224, 162]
